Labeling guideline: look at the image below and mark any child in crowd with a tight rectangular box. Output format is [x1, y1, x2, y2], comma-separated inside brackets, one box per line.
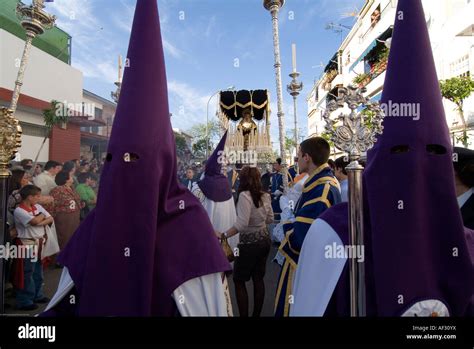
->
[13, 185, 53, 310]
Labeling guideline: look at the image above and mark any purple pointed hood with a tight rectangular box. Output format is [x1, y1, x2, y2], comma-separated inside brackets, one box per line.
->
[320, 0, 473, 316]
[56, 0, 230, 316]
[197, 131, 233, 202]
[362, 0, 474, 316]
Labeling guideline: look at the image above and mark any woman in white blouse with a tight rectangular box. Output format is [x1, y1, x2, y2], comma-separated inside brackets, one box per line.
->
[217, 166, 274, 317]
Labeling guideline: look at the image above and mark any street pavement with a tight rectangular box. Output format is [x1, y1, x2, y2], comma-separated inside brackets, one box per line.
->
[228, 244, 281, 317]
[5, 265, 62, 317]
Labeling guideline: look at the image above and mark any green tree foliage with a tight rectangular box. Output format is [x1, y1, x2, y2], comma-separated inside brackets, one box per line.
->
[42, 100, 69, 128]
[440, 76, 474, 147]
[192, 138, 209, 158]
[188, 120, 220, 158]
[175, 133, 187, 156]
[33, 100, 70, 165]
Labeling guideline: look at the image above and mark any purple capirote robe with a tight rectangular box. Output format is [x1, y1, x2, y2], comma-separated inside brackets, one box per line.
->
[43, 0, 230, 316]
[197, 131, 233, 202]
[318, 0, 474, 317]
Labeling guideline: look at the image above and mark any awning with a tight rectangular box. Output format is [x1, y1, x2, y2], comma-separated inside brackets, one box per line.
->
[370, 92, 382, 102]
[349, 26, 393, 72]
[324, 52, 338, 73]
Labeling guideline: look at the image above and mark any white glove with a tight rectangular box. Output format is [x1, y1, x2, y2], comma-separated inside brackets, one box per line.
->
[274, 190, 283, 197]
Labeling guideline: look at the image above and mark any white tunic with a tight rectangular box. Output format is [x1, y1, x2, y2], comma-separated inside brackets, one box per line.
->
[189, 183, 237, 316]
[457, 188, 473, 208]
[45, 268, 230, 316]
[191, 183, 239, 254]
[290, 218, 346, 316]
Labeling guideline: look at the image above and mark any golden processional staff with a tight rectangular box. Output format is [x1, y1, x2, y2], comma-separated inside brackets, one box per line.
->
[0, 0, 55, 314]
[322, 85, 385, 316]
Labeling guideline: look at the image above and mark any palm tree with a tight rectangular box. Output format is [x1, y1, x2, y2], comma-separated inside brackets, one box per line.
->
[32, 100, 69, 169]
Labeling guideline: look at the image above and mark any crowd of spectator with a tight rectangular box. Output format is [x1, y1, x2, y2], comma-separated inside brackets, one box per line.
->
[5, 157, 102, 310]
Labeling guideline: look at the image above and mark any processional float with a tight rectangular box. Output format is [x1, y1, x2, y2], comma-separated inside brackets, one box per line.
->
[218, 89, 274, 166]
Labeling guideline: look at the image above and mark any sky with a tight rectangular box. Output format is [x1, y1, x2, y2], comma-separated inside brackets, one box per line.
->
[41, 0, 365, 148]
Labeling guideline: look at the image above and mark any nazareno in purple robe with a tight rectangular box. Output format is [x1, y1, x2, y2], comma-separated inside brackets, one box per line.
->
[319, 0, 474, 316]
[42, 0, 230, 316]
[197, 131, 233, 202]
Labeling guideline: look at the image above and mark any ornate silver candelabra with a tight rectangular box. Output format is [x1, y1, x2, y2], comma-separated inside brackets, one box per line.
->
[322, 84, 385, 317]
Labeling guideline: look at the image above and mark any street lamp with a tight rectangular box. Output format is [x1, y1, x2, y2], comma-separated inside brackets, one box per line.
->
[206, 85, 234, 159]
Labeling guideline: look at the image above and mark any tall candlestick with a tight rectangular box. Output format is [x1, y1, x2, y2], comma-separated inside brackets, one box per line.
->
[292, 43, 297, 73]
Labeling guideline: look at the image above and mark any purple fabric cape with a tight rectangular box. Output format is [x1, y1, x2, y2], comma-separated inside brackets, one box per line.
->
[48, 0, 230, 316]
[197, 131, 233, 202]
[319, 0, 474, 316]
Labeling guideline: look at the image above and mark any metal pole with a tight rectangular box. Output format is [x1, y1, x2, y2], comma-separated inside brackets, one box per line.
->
[287, 71, 303, 160]
[264, 0, 288, 192]
[347, 160, 366, 316]
[293, 96, 298, 153]
[9, 0, 55, 112]
[322, 85, 385, 317]
[10, 33, 35, 113]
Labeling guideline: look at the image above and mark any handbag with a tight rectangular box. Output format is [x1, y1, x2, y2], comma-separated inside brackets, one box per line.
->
[220, 236, 235, 262]
[41, 223, 60, 259]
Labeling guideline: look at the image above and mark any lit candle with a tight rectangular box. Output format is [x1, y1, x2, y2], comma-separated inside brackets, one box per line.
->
[292, 44, 297, 73]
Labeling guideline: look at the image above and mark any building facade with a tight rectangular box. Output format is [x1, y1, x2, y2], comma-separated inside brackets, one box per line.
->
[307, 0, 474, 147]
[1, 0, 116, 164]
[80, 90, 116, 162]
[0, 0, 81, 163]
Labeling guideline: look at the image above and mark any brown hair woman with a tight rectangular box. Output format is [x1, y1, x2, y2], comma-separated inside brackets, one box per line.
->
[218, 166, 274, 317]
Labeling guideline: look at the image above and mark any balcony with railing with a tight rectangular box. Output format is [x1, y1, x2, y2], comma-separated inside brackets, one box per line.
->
[350, 23, 392, 89]
[352, 44, 389, 88]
